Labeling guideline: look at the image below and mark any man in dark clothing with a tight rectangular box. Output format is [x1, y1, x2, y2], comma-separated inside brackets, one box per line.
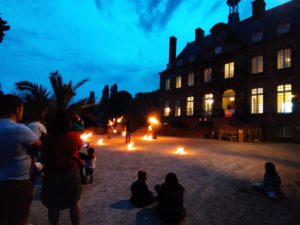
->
[125, 121, 130, 143]
[130, 170, 156, 207]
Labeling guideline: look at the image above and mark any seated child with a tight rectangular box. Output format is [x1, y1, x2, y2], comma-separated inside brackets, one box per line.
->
[130, 170, 156, 207]
[252, 162, 283, 200]
[85, 147, 96, 183]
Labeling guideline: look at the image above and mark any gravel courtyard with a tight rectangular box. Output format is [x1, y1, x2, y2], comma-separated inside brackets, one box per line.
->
[29, 135, 300, 225]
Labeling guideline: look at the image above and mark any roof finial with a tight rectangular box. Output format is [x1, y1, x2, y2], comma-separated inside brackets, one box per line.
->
[226, 0, 241, 14]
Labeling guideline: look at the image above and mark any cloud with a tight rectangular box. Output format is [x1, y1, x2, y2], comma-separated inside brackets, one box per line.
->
[130, 0, 185, 32]
[206, 0, 225, 16]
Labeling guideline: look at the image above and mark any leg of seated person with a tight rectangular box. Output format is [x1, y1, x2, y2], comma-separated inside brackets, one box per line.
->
[70, 202, 80, 225]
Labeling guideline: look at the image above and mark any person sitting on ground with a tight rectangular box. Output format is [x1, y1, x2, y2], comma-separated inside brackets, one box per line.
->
[252, 162, 283, 200]
[85, 147, 96, 183]
[130, 170, 156, 207]
[155, 172, 185, 222]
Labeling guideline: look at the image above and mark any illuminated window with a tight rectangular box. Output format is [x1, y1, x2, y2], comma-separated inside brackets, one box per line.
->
[251, 88, 264, 114]
[175, 100, 181, 117]
[165, 79, 170, 90]
[251, 56, 263, 74]
[163, 101, 171, 117]
[277, 49, 291, 69]
[252, 32, 263, 43]
[277, 84, 293, 113]
[175, 76, 182, 88]
[222, 89, 235, 111]
[204, 94, 214, 115]
[204, 68, 212, 83]
[188, 73, 194, 86]
[224, 62, 234, 78]
[186, 96, 194, 116]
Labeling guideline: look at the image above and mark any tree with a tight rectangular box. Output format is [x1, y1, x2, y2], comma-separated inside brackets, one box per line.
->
[0, 15, 10, 43]
[110, 84, 118, 97]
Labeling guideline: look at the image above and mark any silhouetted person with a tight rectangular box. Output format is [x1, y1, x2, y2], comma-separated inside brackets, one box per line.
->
[125, 121, 131, 143]
[0, 94, 41, 225]
[41, 111, 82, 225]
[252, 162, 283, 200]
[130, 170, 156, 207]
[155, 173, 185, 222]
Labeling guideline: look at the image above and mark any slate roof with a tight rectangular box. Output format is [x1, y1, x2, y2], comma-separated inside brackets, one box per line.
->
[164, 0, 300, 71]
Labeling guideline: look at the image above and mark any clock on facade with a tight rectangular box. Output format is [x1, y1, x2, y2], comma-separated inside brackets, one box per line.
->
[214, 46, 222, 54]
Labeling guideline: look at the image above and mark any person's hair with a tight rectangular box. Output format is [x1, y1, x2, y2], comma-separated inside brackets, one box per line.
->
[87, 148, 95, 155]
[137, 170, 147, 181]
[265, 162, 277, 175]
[165, 172, 179, 186]
[0, 94, 23, 117]
[48, 111, 72, 135]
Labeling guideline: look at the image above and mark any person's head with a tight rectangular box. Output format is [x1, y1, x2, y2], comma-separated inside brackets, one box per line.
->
[87, 147, 95, 156]
[265, 162, 277, 175]
[165, 172, 179, 186]
[0, 94, 23, 121]
[137, 170, 147, 182]
[49, 111, 72, 135]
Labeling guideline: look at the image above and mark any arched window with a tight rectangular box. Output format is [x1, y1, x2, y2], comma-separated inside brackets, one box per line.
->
[222, 89, 235, 111]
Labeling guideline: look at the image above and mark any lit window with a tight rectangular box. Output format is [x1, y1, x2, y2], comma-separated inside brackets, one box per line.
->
[277, 22, 290, 34]
[204, 94, 214, 115]
[277, 84, 293, 113]
[204, 68, 212, 83]
[251, 88, 264, 114]
[176, 76, 182, 88]
[186, 96, 194, 116]
[165, 79, 170, 90]
[277, 49, 291, 69]
[276, 126, 293, 138]
[164, 101, 171, 117]
[187, 73, 194, 86]
[175, 100, 181, 117]
[251, 56, 263, 74]
[224, 62, 234, 78]
[252, 32, 263, 43]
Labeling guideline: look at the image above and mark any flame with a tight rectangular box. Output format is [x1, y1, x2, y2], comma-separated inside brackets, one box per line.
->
[148, 117, 159, 125]
[122, 131, 126, 137]
[97, 139, 104, 145]
[113, 129, 117, 134]
[175, 147, 186, 155]
[108, 120, 113, 126]
[80, 132, 92, 141]
[143, 135, 153, 141]
[117, 116, 123, 123]
[127, 142, 134, 150]
[148, 125, 152, 131]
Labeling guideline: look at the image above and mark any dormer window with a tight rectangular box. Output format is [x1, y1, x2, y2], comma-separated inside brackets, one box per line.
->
[165, 78, 170, 90]
[175, 76, 182, 88]
[252, 32, 263, 43]
[277, 22, 290, 34]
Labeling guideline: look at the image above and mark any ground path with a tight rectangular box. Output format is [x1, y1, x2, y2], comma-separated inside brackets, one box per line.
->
[29, 135, 300, 225]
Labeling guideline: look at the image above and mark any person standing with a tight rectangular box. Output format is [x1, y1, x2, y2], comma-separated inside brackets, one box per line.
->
[125, 120, 131, 143]
[0, 94, 41, 225]
[41, 111, 82, 225]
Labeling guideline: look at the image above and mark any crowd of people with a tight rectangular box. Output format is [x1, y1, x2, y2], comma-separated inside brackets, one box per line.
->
[0, 93, 284, 225]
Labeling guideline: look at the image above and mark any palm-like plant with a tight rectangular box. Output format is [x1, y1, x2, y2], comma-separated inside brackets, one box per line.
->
[49, 70, 89, 111]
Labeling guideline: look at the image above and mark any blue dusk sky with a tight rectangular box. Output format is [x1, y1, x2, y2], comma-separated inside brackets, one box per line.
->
[0, 0, 290, 100]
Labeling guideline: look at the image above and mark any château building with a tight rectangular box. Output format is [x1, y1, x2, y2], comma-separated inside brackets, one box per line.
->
[159, 0, 300, 143]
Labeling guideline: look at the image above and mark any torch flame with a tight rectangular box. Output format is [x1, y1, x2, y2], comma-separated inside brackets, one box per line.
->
[148, 117, 159, 125]
[175, 147, 186, 155]
[148, 125, 152, 131]
[122, 131, 126, 137]
[143, 135, 153, 141]
[127, 142, 134, 150]
[97, 139, 104, 145]
[113, 129, 117, 134]
[80, 132, 93, 141]
[117, 116, 123, 123]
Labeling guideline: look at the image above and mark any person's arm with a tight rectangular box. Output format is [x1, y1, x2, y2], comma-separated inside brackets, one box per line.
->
[18, 124, 41, 148]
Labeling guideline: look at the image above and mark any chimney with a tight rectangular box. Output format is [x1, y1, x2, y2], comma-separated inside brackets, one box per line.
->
[169, 36, 177, 64]
[195, 28, 205, 42]
[227, 0, 240, 25]
[228, 12, 240, 24]
[252, 0, 266, 19]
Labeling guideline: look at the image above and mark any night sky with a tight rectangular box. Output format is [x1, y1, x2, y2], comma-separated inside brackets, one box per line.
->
[0, 0, 290, 100]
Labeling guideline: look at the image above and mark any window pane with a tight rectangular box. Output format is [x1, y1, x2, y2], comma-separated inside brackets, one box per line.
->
[176, 76, 182, 88]
[188, 73, 194, 86]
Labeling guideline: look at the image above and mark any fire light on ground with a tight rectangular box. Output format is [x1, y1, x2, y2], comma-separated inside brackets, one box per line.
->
[175, 147, 186, 155]
[122, 131, 126, 137]
[80, 132, 93, 141]
[127, 142, 135, 151]
[97, 139, 104, 145]
[143, 135, 153, 141]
